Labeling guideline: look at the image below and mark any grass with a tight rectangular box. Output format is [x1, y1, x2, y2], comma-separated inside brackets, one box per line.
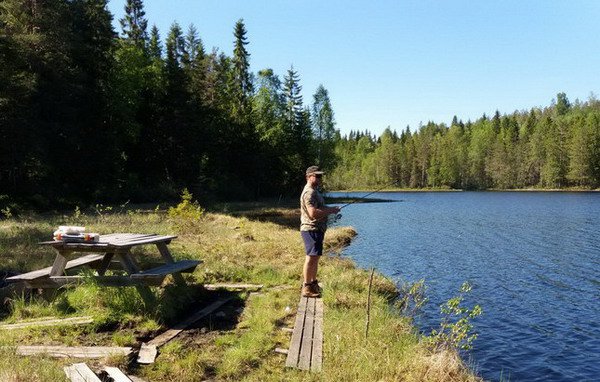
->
[0, 203, 481, 381]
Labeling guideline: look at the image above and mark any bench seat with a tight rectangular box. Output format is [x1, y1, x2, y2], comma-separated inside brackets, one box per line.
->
[6, 254, 105, 282]
[130, 260, 201, 279]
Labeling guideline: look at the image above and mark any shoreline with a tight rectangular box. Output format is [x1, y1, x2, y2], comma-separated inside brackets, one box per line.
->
[331, 187, 600, 193]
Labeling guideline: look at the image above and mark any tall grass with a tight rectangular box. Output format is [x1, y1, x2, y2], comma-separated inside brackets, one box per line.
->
[0, 204, 480, 381]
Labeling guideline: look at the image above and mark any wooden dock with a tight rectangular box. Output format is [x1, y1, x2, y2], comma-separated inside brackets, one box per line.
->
[285, 296, 323, 372]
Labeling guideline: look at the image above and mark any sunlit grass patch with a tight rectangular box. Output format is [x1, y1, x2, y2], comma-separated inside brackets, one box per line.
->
[0, 204, 481, 382]
[0, 347, 66, 382]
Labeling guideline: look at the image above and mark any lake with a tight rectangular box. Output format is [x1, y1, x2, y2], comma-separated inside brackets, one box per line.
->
[328, 191, 600, 382]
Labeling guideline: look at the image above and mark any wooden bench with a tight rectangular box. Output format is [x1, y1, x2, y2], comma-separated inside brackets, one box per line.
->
[130, 260, 201, 279]
[285, 296, 324, 372]
[6, 254, 104, 286]
[44, 260, 201, 288]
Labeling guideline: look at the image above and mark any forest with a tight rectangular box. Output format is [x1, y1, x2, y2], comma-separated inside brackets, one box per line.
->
[330, 94, 600, 190]
[2, 0, 599, 212]
[0, 0, 337, 208]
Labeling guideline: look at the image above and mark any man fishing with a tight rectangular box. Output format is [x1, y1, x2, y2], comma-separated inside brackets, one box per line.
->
[300, 166, 340, 298]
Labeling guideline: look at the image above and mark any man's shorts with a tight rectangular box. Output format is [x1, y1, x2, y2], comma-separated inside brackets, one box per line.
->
[301, 230, 325, 256]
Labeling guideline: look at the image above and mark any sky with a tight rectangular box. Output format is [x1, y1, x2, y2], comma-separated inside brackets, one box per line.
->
[107, 0, 600, 137]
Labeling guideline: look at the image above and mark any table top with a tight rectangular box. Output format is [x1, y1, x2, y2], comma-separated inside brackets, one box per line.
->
[39, 233, 177, 249]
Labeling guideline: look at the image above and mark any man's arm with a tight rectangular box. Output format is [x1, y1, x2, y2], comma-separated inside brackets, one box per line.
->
[306, 204, 340, 221]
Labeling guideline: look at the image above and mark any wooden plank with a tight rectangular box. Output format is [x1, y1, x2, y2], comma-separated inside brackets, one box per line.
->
[154, 242, 185, 285]
[103, 366, 132, 382]
[310, 298, 324, 372]
[95, 252, 114, 276]
[137, 297, 234, 364]
[0, 316, 93, 330]
[105, 234, 158, 245]
[130, 260, 200, 278]
[6, 254, 105, 282]
[18, 345, 132, 358]
[298, 297, 316, 370]
[47, 275, 164, 287]
[117, 252, 141, 273]
[101, 233, 154, 242]
[148, 297, 233, 346]
[109, 235, 177, 247]
[128, 376, 148, 382]
[203, 283, 263, 291]
[116, 252, 156, 306]
[285, 296, 308, 368]
[41, 242, 111, 251]
[155, 242, 176, 262]
[64, 363, 101, 382]
[49, 252, 68, 276]
[136, 344, 157, 364]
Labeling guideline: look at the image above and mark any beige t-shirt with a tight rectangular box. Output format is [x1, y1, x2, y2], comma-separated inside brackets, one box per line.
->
[300, 184, 326, 232]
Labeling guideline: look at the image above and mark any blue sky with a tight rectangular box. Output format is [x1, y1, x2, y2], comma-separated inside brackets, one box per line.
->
[107, 0, 600, 136]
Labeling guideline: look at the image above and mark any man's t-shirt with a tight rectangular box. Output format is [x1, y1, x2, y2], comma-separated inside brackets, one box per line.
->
[300, 184, 326, 232]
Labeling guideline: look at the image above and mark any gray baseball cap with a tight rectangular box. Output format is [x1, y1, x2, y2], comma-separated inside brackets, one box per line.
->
[306, 165, 325, 176]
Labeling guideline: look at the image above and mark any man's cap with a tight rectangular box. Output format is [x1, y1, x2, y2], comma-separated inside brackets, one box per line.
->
[306, 165, 325, 176]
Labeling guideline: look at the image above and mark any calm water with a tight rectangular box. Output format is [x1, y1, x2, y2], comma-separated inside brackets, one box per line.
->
[328, 191, 600, 382]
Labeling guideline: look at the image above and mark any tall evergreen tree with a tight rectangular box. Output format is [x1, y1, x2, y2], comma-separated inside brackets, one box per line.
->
[312, 84, 337, 168]
[231, 18, 253, 121]
[283, 66, 303, 136]
[119, 0, 148, 47]
[148, 24, 162, 59]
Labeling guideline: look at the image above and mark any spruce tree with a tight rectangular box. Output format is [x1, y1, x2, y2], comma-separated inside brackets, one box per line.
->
[283, 66, 303, 136]
[119, 0, 148, 47]
[148, 24, 162, 59]
[312, 84, 337, 168]
[231, 19, 253, 121]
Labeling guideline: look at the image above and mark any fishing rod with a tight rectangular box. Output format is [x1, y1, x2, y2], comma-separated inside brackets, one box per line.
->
[331, 180, 399, 221]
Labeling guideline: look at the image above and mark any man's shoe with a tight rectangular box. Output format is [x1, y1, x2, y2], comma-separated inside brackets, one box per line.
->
[311, 280, 322, 294]
[302, 283, 320, 298]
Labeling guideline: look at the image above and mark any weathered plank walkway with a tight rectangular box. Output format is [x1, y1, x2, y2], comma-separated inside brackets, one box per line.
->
[17, 345, 132, 358]
[0, 316, 93, 330]
[285, 296, 323, 372]
[64, 363, 101, 382]
[63, 363, 147, 382]
[137, 297, 234, 364]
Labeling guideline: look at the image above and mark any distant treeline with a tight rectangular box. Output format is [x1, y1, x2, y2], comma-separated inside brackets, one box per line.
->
[329, 94, 600, 190]
[0, 0, 338, 208]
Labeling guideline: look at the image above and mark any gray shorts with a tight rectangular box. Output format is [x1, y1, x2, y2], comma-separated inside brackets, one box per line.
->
[301, 230, 324, 256]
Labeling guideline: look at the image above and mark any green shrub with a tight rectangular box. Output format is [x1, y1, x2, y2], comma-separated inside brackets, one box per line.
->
[168, 188, 205, 221]
[427, 281, 482, 351]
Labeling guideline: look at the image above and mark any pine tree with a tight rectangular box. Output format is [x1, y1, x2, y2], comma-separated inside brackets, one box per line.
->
[119, 0, 148, 47]
[283, 66, 303, 136]
[182, 24, 204, 71]
[312, 84, 337, 168]
[148, 24, 162, 59]
[231, 19, 253, 121]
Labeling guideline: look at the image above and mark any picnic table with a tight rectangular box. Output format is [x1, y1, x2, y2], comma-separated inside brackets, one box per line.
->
[6, 233, 200, 292]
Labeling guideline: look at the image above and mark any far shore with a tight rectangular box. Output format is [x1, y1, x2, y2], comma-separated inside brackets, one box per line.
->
[330, 187, 600, 193]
